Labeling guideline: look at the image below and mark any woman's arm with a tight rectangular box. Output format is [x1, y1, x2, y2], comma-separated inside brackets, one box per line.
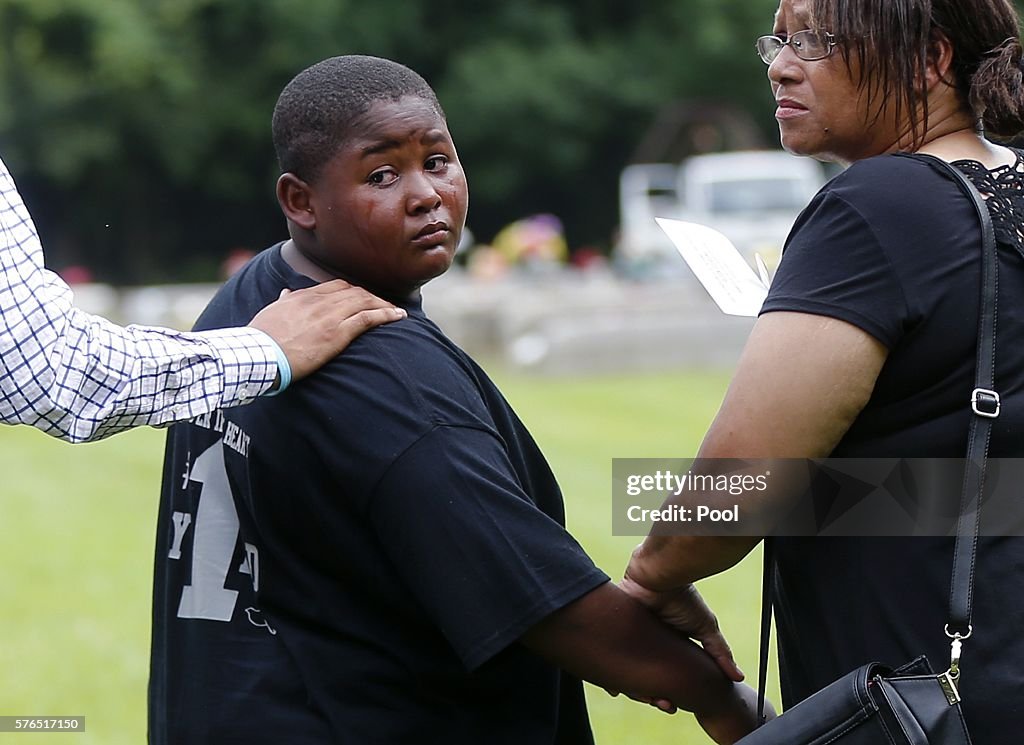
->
[623, 310, 888, 603]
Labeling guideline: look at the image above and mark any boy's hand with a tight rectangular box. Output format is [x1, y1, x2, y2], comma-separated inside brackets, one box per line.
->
[695, 682, 774, 744]
[250, 279, 406, 381]
[619, 576, 743, 683]
[605, 681, 774, 744]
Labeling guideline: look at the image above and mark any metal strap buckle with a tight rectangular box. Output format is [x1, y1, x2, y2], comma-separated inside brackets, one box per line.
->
[938, 670, 962, 705]
[943, 624, 972, 692]
[972, 388, 1001, 418]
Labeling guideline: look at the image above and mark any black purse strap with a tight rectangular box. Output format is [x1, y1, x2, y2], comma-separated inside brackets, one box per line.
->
[925, 156, 999, 636]
[755, 155, 999, 722]
[756, 538, 775, 723]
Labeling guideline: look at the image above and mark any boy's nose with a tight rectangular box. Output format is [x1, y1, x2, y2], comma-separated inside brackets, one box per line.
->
[406, 173, 443, 213]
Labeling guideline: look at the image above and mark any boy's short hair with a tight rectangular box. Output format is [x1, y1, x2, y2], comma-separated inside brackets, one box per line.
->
[272, 55, 445, 184]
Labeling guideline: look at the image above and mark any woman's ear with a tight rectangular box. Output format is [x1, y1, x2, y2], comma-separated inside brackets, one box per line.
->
[926, 30, 956, 90]
[276, 173, 316, 231]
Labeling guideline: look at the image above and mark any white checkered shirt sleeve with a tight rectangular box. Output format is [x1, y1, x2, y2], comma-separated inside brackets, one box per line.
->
[0, 156, 279, 442]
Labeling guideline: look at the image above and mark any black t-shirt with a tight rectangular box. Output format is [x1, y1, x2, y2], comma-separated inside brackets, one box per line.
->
[760, 153, 1024, 740]
[148, 245, 609, 744]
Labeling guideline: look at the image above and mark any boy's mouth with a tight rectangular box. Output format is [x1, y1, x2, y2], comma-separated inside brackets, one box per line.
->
[411, 221, 451, 248]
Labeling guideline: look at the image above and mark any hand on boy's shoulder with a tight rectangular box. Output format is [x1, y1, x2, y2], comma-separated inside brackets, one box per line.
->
[249, 279, 407, 381]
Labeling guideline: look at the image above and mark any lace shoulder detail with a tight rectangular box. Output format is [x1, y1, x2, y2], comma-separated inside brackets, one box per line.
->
[953, 150, 1024, 258]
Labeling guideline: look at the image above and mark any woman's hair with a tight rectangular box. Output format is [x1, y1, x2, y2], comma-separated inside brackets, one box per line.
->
[808, 0, 1024, 145]
[272, 55, 444, 184]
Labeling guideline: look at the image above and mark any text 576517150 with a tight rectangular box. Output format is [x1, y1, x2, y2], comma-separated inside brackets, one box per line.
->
[0, 717, 85, 732]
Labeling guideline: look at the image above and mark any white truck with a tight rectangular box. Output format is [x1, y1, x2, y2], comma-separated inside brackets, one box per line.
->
[616, 150, 828, 277]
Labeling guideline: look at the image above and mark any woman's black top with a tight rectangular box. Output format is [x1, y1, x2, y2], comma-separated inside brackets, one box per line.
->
[760, 151, 1024, 741]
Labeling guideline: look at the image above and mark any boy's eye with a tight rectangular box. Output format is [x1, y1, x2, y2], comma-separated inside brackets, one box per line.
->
[368, 169, 398, 186]
[425, 155, 448, 172]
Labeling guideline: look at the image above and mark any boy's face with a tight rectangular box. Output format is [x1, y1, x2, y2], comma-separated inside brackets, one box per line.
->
[298, 95, 469, 297]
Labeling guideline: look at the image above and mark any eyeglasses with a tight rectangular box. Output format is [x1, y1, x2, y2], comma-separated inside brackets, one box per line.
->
[755, 30, 837, 64]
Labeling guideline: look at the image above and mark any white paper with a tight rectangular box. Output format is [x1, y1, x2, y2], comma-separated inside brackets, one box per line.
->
[656, 218, 770, 317]
[754, 252, 771, 287]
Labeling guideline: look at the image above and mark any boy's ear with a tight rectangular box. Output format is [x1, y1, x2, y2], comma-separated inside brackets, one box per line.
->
[276, 173, 316, 231]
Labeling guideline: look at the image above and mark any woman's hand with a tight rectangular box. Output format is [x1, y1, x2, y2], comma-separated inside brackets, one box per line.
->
[619, 574, 744, 683]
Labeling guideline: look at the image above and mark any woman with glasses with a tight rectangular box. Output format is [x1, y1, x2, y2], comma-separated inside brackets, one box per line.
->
[621, 1, 1024, 741]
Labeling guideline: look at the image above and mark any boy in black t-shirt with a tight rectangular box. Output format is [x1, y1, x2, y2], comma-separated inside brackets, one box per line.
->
[148, 55, 761, 745]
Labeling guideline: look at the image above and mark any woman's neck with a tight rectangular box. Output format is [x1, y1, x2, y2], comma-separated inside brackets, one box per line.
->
[916, 128, 1016, 169]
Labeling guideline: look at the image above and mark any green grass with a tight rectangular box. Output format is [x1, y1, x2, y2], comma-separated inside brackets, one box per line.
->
[0, 425, 160, 745]
[0, 368, 777, 744]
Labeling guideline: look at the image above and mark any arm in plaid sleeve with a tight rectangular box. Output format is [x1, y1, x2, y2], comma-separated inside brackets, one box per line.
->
[0, 157, 279, 443]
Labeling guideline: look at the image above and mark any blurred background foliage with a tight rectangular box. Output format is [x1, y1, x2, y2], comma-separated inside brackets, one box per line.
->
[0, 0, 783, 283]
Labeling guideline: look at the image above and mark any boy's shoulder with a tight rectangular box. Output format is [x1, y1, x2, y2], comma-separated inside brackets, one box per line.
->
[334, 308, 483, 397]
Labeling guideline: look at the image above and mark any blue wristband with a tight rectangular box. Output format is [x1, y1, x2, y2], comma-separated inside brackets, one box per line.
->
[265, 339, 292, 396]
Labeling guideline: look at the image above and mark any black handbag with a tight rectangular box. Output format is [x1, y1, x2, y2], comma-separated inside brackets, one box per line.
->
[738, 156, 1001, 745]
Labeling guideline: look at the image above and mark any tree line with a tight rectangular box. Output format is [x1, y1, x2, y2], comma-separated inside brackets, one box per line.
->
[3, 0, 803, 283]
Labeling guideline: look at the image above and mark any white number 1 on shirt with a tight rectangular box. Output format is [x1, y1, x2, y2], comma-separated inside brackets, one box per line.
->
[176, 440, 240, 622]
